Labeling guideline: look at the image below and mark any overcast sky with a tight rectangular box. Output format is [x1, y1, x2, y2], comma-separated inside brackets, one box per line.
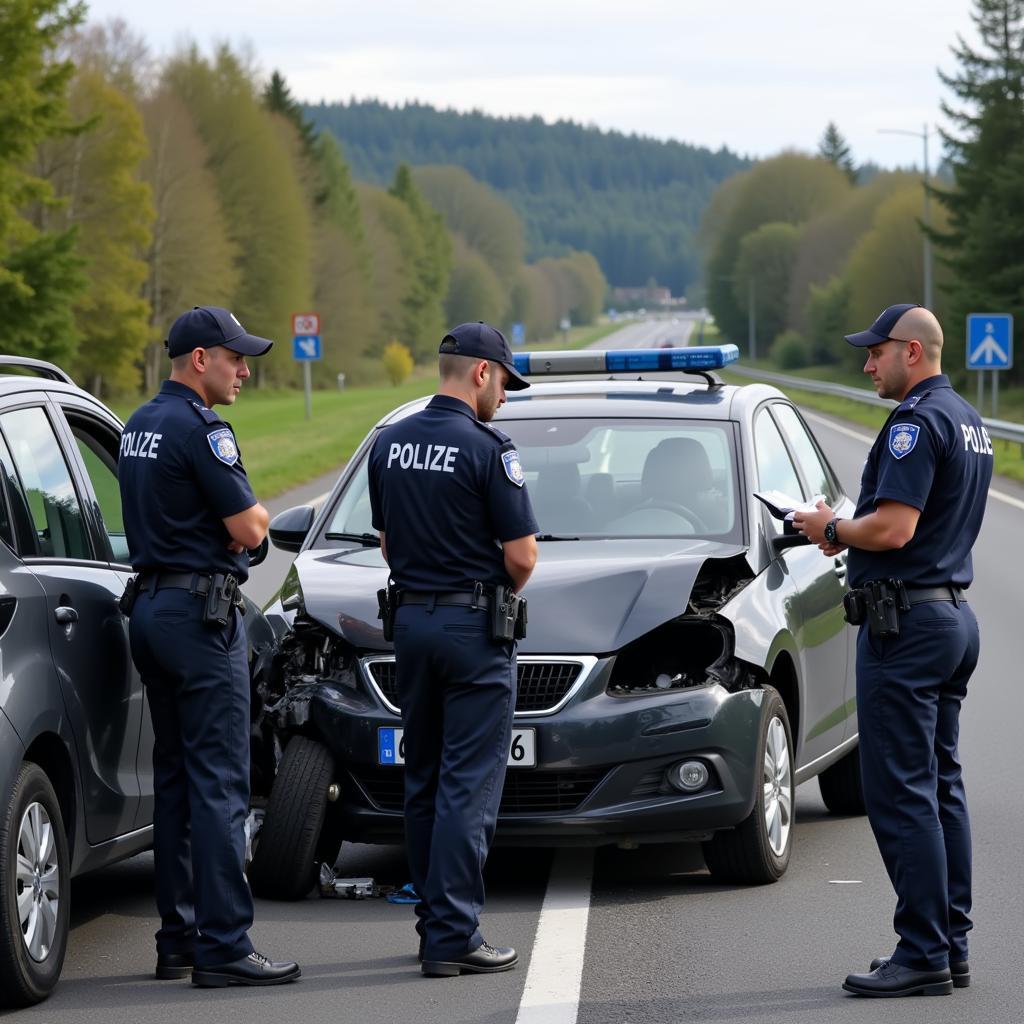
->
[82, 0, 978, 168]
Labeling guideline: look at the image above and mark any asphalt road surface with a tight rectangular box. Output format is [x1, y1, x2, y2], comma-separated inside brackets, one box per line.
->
[24, 319, 1023, 1023]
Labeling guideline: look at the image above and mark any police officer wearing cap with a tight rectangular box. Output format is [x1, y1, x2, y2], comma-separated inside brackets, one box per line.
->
[368, 322, 538, 977]
[119, 306, 300, 988]
[794, 304, 991, 998]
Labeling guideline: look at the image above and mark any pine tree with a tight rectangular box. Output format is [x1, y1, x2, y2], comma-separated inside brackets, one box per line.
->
[0, 0, 87, 362]
[389, 164, 452, 357]
[932, 0, 1024, 381]
[263, 70, 317, 157]
[818, 122, 858, 184]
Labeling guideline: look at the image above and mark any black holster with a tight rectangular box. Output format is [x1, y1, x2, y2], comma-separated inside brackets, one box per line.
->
[118, 575, 140, 618]
[203, 572, 239, 627]
[845, 578, 910, 639]
[377, 582, 397, 641]
[491, 585, 527, 642]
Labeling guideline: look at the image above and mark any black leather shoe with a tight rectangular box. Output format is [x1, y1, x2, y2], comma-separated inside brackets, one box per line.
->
[869, 955, 970, 988]
[192, 951, 301, 988]
[422, 942, 518, 977]
[155, 951, 194, 980]
[843, 961, 952, 997]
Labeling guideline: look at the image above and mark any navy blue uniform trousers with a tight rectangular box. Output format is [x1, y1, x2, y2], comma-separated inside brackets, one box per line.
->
[393, 603, 515, 960]
[129, 587, 255, 967]
[856, 598, 979, 972]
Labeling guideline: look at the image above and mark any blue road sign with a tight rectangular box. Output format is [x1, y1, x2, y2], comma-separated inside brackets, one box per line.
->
[293, 335, 321, 361]
[511, 322, 525, 346]
[967, 313, 1012, 370]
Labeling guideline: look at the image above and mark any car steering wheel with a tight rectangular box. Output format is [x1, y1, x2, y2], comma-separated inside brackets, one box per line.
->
[634, 499, 709, 532]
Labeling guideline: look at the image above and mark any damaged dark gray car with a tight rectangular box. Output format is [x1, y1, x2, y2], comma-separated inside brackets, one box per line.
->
[247, 367, 865, 899]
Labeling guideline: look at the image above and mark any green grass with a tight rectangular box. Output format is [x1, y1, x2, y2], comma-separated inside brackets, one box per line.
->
[112, 375, 438, 498]
[523, 319, 623, 351]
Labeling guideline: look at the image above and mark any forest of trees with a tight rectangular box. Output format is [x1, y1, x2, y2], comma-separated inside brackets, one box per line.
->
[702, 0, 1024, 386]
[0, 5, 608, 397]
[305, 100, 750, 296]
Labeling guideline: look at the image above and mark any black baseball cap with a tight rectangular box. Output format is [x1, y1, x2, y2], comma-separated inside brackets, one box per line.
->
[844, 303, 924, 347]
[439, 322, 530, 390]
[166, 306, 274, 358]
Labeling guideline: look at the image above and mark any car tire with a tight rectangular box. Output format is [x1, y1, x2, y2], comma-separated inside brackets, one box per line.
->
[817, 744, 865, 815]
[248, 736, 335, 901]
[703, 688, 794, 884]
[0, 763, 70, 1008]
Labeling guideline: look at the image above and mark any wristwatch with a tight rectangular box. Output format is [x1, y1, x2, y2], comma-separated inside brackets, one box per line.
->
[823, 518, 840, 545]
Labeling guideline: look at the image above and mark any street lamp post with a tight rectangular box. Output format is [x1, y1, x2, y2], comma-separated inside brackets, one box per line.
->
[879, 123, 934, 310]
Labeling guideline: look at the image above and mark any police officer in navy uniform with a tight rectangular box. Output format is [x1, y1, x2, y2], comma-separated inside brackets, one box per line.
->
[119, 306, 300, 988]
[794, 304, 991, 998]
[368, 322, 538, 977]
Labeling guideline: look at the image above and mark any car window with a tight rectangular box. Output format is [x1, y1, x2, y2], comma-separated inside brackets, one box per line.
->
[0, 430, 36, 555]
[70, 421, 130, 563]
[753, 410, 803, 536]
[771, 404, 836, 504]
[0, 407, 91, 559]
[326, 417, 741, 542]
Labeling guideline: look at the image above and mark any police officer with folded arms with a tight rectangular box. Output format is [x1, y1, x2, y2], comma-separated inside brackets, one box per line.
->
[368, 322, 538, 977]
[794, 304, 991, 998]
[118, 306, 300, 987]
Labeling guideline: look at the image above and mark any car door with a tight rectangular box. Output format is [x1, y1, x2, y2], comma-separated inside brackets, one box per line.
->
[769, 404, 857, 747]
[752, 404, 848, 767]
[0, 400, 142, 843]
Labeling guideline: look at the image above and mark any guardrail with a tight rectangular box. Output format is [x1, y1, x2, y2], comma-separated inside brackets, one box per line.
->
[728, 365, 1024, 447]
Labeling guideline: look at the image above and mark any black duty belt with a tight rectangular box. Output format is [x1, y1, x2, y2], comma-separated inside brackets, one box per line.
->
[398, 590, 492, 610]
[903, 585, 966, 606]
[138, 571, 225, 596]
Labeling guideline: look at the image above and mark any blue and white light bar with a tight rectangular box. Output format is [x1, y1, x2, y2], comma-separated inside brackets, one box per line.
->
[512, 344, 738, 377]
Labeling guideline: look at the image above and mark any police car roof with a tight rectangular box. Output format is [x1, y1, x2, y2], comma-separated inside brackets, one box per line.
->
[377, 376, 788, 427]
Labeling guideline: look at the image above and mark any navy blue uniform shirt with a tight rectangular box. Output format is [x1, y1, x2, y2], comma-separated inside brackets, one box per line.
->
[118, 380, 257, 582]
[367, 394, 538, 591]
[847, 374, 992, 588]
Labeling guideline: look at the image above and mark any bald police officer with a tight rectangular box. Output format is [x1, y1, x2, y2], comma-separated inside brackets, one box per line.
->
[119, 306, 300, 988]
[368, 322, 538, 977]
[794, 304, 991, 997]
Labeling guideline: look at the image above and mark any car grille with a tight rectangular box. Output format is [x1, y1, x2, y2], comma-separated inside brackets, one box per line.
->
[352, 767, 607, 815]
[364, 658, 587, 715]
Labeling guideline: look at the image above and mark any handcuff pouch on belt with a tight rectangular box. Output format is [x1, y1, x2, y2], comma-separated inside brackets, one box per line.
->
[203, 572, 240, 627]
[491, 584, 527, 642]
[843, 577, 911, 639]
[377, 581, 398, 641]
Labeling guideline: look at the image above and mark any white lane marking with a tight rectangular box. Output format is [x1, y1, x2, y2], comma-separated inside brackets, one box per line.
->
[801, 409, 1024, 512]
[828, 879, 863, 884]
[516, 848, 594, 1024]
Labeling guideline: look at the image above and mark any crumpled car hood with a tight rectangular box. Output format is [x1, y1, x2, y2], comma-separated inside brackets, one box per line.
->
[292, 538, 747, 654]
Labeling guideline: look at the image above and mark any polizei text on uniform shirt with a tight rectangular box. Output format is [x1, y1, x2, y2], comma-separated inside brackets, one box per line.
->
[386, 442, 459, 473]
[120, 430, 163, 459]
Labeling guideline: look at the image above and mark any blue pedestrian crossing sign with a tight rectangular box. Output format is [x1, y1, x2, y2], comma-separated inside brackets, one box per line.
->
[293, 335, 321, 361]
[966, 313, 1012, 370]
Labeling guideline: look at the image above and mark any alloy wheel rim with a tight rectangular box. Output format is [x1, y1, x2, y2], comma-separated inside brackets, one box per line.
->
[16, 801, 60, 963]
[762, 717, 793, 857]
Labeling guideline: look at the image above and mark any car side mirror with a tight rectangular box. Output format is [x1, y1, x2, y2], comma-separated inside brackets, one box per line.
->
[247, 536, 269, 567]
[771, 522, 811, 554]
[269, 505, 316, 553]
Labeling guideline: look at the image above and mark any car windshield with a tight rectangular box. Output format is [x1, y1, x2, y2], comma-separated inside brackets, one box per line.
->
[324, 417, 741, 542]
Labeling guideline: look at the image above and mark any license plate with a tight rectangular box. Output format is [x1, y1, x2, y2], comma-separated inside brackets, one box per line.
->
[378, 727, 536, 767]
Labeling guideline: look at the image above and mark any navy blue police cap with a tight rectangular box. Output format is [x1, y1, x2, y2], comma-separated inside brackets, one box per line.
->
[166, 306, 274, 358]
[439, 322, 530, 390]
[844, 303, 924, 347]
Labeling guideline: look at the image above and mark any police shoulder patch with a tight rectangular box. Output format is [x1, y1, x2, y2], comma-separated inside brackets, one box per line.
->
[207, 427, 239, 466]
[888, 421, 920, 460]
[501, 449, 525, 487]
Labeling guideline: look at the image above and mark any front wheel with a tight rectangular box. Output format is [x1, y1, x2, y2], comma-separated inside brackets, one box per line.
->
[248, 736, 336, 900]
[0, 763, 71, 1008]
[703, 688, 794, 884]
